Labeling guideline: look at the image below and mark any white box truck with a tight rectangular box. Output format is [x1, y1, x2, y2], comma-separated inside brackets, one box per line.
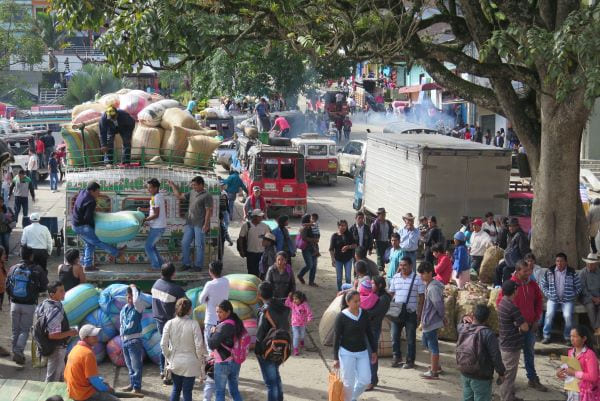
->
[360, 133, 513, 237]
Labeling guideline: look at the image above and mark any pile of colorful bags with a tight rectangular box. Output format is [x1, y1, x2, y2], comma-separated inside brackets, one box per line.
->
[65, 89, 222, 167]
[62, 283, 160, 366]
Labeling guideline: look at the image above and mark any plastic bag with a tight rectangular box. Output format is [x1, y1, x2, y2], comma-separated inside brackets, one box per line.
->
[328, 370, 344, 401]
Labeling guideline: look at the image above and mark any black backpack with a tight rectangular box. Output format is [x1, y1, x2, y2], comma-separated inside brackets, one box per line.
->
[260, 310, 291, 365]
[456, 325, 486, 375]
[6, 263, 38, 304]
[33, 301, 66, 357]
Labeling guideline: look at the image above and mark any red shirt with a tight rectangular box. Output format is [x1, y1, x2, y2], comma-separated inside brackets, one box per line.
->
[35, 139, 45, 154]
[273, 117, 290, 131]
[496, 275, 543, 324]
[434, 254, 452, 285]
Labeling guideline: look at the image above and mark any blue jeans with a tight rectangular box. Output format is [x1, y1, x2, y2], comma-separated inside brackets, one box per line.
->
[543, 300, 574, 341]
[171, 373, 195, 401]
[522, 330, 539, 381]
[50, 171, 58, 190]
[292, 326, 306, 349]
[214, 360, 242, 401]
[0, 232, 10, 256]
[122, 338, 144, 390]
[28, 170, 37, 190]
[14, 196, 28, 224]
[258, 357, 283, 401]
[155, 320, 166, 374]
[227, 192, 236, 220]
[391, 311, 417, 363]
[182, 224, 205, 269]
[145, 227, 165, 268]
[403, 250, 417, 268]
[335, 259, 352, 291]
[298, 249, 317, 284]
[72, 224, 119, 267]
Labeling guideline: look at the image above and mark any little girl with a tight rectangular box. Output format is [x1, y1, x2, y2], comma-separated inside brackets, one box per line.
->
[452, 231, 470, 289]
[285, 291, 313, 356]
[358, 279, 379, 310]
[557, 325, 600, 401]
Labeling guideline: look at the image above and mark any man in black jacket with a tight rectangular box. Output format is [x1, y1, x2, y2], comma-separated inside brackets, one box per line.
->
[458, 304, 506, 401]
[495, 218, 531, 286]
[99, 105, 135, 164]
[71, 181, 125, 271]
[370, 208, 394, 271]
[349, 211, 373, 253]
[255, 282, 290, 401]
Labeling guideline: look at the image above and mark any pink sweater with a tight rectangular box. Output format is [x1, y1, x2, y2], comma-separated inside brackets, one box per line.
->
[285, 298, 313, 327]
[570, 347, 600, 401]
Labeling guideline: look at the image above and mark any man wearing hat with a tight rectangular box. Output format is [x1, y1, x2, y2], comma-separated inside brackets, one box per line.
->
[468, 218, 493, 274]
[398, 213, 420, 268]
[495, 218, 531, 286]
[259, 232, 277, 279]
[370, 208, 393, 271]
[238, 209, 271, 276]
[64, 324, 119, 401]
[244, 186, 268, 220]
[20, 212, 52, 271]
[580, 253, 600, 335]
[99, 105, 135, 165]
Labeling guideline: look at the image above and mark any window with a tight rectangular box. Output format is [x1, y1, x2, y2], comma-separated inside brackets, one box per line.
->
[354, 143, 363, 155]
[298, 145, 305, 155]
[263, 158, 279, 179]
[121, 198, 151, 213]
[342, 142, 354, 154]
[329, 145, 336, 155]
[280, 158, 296, 180]
[307, 145, 328, 156]
[509, 198, 532, 217]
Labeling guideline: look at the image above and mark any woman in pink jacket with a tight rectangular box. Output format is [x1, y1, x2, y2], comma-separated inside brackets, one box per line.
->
[558, 325, 600, 401]
[285, 291, 313, 356]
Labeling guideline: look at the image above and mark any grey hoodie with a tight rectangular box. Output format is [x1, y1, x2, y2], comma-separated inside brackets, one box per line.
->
[421, 279, 445, 332]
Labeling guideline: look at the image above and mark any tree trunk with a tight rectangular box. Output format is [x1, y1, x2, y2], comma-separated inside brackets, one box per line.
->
[530, 93, 589, 266]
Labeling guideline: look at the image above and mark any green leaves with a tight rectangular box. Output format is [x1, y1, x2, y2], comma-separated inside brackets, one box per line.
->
[63, 64, 127, 107]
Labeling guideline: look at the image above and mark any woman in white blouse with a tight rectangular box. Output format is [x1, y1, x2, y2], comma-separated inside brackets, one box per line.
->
[161, 297, 206, 401]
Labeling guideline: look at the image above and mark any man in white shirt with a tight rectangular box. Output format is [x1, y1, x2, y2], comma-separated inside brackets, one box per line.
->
[21, 212, 52, 271]
[469, 218, 493, 274]
[482, 212, 499, 243]
[238, 209, 271, 277]
[389, 257, 425, 369]
[143, 178, 167, 270]
[27, 149, 38, 190]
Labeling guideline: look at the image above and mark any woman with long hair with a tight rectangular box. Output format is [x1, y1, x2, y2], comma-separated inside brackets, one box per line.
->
[364, 276, 391, 390]
[208, 300, 246, 401]
[557, 325, 600, 401]
[333, 290, 377, 401]
[329, 219, 357, 291]
[161, 297, 205, 401]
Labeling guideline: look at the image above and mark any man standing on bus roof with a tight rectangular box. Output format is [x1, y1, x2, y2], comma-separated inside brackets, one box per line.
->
[244, 186, 267, 220]
[169, 176, 213, 272]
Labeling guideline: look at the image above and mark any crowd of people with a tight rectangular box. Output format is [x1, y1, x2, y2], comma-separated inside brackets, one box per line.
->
[3, 168, 600, 401]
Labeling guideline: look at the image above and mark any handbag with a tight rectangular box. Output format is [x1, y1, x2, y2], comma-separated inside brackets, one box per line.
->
[328, 369, 344, 401]
[385, 273, 416, 322]
[236, 222, 251, 258]
[295, 229, 308, 251]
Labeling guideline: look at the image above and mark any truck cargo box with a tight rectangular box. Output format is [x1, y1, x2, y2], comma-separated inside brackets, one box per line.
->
[363, 133, 512, 237]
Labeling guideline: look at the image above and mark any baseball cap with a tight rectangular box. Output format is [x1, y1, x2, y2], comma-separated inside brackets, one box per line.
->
[472, 218, 483, 226]
[30, 212, 40, 222]
[251, 209, 264, 217]
[253, 186, 261, 192]
[79, 324, 101, 340]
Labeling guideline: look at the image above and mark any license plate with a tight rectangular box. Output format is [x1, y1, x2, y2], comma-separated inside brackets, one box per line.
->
[283, 186, 293, 193]
[264, 183, 276, 190]
[328, 161, 337, 168]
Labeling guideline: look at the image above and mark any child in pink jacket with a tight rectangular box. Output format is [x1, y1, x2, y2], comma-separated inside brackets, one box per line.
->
[285, 291, 313, 356]
[557, 325, 600, 401]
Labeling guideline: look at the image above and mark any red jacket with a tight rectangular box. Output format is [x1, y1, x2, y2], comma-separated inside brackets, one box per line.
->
[496, 275, 543, 324]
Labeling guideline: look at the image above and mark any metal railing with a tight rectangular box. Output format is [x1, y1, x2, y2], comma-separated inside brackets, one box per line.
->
[39, 88, 68, 104]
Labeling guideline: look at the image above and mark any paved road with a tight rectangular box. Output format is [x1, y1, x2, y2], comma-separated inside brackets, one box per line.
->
[0, 125, 567, 400]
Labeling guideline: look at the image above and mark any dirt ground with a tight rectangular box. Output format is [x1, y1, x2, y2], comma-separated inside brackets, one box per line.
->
[0, 125, 571, 400]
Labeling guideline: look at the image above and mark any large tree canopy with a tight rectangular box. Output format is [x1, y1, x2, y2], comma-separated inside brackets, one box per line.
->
[54, 0, 600, 264]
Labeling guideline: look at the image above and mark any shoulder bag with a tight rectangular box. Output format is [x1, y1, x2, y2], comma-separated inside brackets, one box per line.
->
[385, 273, 416, 323]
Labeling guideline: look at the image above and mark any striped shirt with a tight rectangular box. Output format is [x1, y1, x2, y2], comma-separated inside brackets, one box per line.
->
[389, 271, 425, 312]
[498, 297, 526, 351]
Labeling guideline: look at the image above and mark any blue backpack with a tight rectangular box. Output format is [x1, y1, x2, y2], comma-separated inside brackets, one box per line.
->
[7, 263, 38, 304]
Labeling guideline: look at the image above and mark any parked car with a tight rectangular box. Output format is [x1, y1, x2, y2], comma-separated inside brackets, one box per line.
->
[337, 139, 366, 177]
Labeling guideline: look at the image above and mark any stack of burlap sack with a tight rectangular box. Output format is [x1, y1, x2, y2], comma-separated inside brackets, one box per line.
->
[64, 89, 222, 167]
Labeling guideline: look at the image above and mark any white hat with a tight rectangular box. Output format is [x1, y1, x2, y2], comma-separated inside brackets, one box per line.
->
[79, 324, 101, 340]
[261, 232, 276, 242]
[30, 212, 40, 222]
[583, 253, 600, 264]
[250, 209, 264, 217]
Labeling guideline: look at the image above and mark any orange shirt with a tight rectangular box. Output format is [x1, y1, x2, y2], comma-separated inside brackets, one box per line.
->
[64, 341, 99, 401]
